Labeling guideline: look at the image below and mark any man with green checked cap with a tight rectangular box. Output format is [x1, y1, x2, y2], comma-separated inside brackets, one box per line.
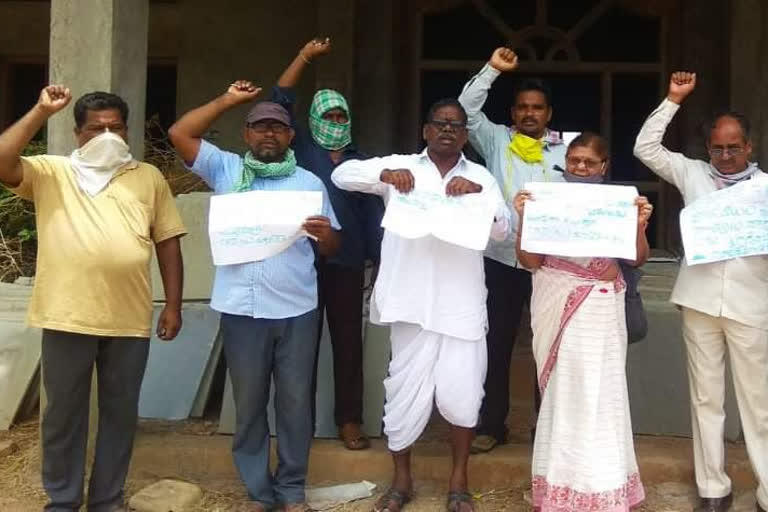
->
[273, 37, 385, 452]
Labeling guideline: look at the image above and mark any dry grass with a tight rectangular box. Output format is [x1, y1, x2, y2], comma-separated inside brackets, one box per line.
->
[0, 420, 754, 511]
[144, 116, 210, 196]
[0, 421, 46, 509]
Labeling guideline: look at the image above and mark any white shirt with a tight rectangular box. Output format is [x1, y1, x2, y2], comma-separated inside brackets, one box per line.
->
[332, 150, 511, 340]
[634, 99, 768, 329]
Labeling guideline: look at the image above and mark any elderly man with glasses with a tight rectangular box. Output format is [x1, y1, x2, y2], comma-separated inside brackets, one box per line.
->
[634, 71, 768, 512]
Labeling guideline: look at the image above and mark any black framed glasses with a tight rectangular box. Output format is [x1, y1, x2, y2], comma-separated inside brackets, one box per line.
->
[248, 122, 290, 134]
[429, 119, 467, 131]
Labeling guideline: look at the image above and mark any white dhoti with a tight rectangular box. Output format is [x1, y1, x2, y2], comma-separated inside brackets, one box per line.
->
[383, 321, 487, 452]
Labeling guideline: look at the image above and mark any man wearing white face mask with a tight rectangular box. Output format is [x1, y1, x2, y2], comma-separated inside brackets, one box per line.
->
[0, 85, 187, 512]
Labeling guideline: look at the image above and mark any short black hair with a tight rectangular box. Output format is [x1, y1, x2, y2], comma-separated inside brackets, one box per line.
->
[705, 110, 751, 144]
[426, 98, 468, 125]
[513, 78, 553, 107]
[73, 92, 129, 129]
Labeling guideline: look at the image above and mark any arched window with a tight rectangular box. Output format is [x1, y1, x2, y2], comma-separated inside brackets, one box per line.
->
[408, 0, 676, 248]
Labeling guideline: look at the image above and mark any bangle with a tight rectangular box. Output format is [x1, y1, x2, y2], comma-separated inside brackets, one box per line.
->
[300, 53, 311, 64]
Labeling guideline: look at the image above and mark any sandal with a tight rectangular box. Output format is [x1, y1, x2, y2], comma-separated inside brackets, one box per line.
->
[470, 434, 498, 454]
[446, 491, 474, 512]
[373, 488, 412, 512]
[339, 422, 371, 450]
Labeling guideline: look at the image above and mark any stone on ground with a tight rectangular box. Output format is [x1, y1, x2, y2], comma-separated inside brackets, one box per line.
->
[0, 440, 18, 458]
[128, 479, 203, 512]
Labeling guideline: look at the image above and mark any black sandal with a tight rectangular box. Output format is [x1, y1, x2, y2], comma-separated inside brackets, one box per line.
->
[373, 488, 412, 512]
[446, 491, 474, 512]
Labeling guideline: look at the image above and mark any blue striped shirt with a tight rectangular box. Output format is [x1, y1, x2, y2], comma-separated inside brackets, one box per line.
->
[188, 140, 340, 319]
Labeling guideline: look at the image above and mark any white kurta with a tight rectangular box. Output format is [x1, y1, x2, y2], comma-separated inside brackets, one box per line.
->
[633, 98, 768, 330]
[332, 150, 510, 340]
[332, 150, 511, 449]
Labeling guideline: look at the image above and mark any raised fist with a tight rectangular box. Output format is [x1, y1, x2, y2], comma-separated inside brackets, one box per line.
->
[300, 37, 331, 62]
[37, 85, 72, 116]
[489, 47, 519, 73]
[667, 72, 696, 104]
[226, 80, 262, 105]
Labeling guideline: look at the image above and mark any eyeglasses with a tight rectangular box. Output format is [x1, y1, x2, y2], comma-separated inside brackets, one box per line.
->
[708, 147, 745, 157]
[566, 156, 605, 170]
[248, 122, 290, 134]
[429, 119, 467, 131]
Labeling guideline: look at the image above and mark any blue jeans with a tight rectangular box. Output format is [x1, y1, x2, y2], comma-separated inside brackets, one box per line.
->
[221, 309, 319, 506]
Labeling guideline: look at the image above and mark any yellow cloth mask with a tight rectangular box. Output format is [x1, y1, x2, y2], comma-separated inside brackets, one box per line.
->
[508, 132, 544, 164]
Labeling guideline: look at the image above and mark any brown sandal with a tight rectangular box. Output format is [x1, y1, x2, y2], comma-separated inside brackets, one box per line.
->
[339, 422, 371, 450]
[373, 488, 411, 512]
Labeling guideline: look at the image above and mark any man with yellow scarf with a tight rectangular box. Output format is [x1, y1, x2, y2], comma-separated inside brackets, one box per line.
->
[458, 47, 567, 454]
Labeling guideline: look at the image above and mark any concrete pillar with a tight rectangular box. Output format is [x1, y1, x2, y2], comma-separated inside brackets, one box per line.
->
[730, 0, 768, 166]
[353, 0, 399, 155]
[47, 0, 149, 157]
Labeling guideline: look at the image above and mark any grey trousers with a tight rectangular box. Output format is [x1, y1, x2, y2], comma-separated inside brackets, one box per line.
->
[221, 309, 319, 507]
[41, 329, 149, 512]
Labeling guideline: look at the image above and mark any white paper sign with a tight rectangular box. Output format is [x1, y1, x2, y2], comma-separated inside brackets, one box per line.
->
[208, 190, 323, 266]
[381, 188, 497, 250]
[521, 182, 638, 259]
[680, 179, 768, 265]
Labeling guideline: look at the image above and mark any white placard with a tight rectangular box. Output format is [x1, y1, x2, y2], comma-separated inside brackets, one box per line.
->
[208, 190, 322, 266]
[680, 178, 768, 265]
[381, 188, 497, 250]
[521, 182, 638, 259]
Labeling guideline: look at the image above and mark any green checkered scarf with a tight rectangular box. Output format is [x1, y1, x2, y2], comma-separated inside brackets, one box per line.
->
[233, 149, 297, 192]
[309, 89, 352, 151]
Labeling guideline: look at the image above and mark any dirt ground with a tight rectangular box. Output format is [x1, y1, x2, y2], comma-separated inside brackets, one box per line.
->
[0, 420, 761, 512]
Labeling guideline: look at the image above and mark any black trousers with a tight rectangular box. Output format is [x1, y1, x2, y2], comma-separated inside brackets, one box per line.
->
[41, 329, 149, 512]
[316, 261, 365, 426]
[477, 258, 532, 442]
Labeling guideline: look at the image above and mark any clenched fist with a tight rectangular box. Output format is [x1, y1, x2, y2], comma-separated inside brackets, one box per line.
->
[489, 47, 519, 73]
[225, 80, 262, 105]
[667, 72, 696, 105]
[37, 85, 72, 116]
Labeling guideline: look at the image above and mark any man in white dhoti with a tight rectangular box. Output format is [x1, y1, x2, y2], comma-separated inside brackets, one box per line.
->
[332, 99, 511, 512]
[634, 72, 768, 512]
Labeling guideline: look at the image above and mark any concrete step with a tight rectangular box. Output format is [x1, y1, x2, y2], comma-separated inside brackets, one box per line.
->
[128, 431, 757, 491]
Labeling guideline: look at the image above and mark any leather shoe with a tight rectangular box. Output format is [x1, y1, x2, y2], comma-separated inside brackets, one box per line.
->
[694, 493, 732, 512]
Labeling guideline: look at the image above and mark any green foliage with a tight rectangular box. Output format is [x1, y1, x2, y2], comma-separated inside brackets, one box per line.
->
[0, 140, 43, 281]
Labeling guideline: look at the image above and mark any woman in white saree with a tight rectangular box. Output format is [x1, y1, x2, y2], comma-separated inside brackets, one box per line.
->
[514, 133, 653, 512]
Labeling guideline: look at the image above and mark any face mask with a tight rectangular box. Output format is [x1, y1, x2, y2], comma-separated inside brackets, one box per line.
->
[70, 131, 133, 196]
[309, 89, 352, 151]
[72, 131, 131, 171]
[563, 169, 605, 184]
